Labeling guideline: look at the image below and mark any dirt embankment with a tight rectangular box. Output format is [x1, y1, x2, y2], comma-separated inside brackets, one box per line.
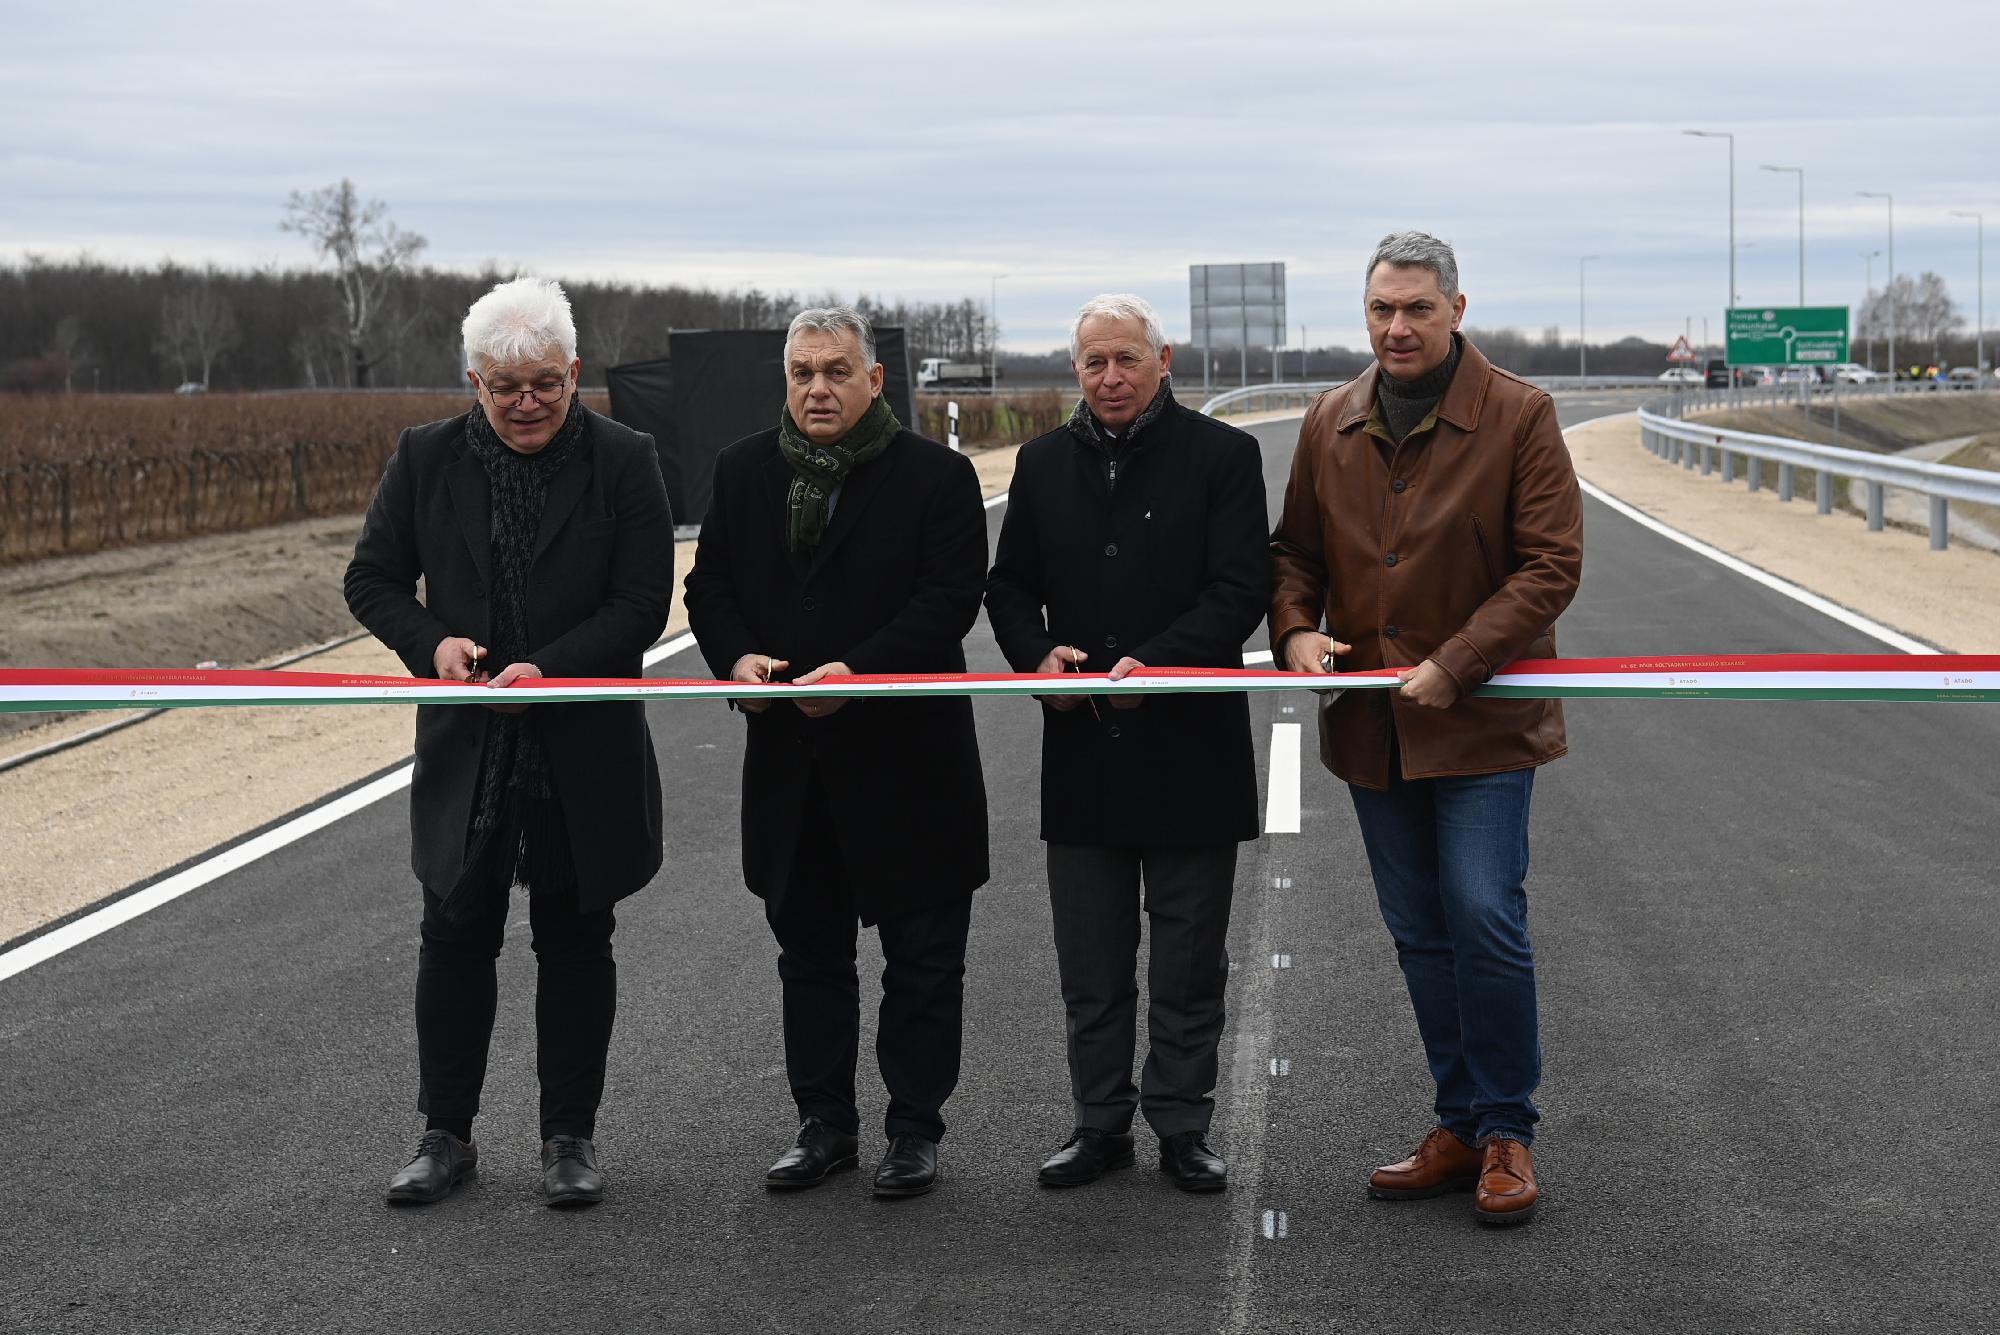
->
[1689, 391, 2000, 455]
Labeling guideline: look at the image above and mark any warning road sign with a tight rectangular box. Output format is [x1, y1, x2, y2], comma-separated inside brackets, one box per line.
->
[1667, 335, 1696, 363]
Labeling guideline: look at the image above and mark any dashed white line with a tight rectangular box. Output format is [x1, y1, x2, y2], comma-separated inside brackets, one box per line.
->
[1271, 876, 1292, 889]
[1271, 953, 1292, 969]
[1263, 722, 1301, 834]
[1261, 1209, 1289, 1240]
[1268, 1057, 1291, 1076]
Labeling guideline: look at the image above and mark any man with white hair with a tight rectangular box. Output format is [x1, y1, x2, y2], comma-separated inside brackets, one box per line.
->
[986, 293, 1269, 1191]
[1270, 231, 1582, 1225]
[685, 305, 988, 1199]
[346, 275, 674, 1209]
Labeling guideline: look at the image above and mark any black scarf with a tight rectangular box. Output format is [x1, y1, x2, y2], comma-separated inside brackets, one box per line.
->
[449, 398, 586, 917]
[1066, 376, 1174, 448]
[777, 394, 899, 552]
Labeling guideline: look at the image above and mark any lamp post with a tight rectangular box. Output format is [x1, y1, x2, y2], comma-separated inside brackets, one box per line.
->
[1684, 129, 1736, 307]
[1857, 192, 1894, 377]
[1862, 249, 1881, 371]
[1760, 164, 1804, 303]
[1951, 210, 1984, 379]
[988, 273, 1008, 391]
[1578, 255, 1599, 381]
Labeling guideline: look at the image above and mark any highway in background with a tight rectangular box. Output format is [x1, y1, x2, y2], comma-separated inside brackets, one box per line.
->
[4, 397, 1995, 1333]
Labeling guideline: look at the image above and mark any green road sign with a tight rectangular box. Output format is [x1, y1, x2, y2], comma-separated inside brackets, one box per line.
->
[1726, 306, 1850, 365]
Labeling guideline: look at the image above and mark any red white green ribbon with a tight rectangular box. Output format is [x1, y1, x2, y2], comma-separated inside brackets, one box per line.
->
[0, 655, 1996, 714]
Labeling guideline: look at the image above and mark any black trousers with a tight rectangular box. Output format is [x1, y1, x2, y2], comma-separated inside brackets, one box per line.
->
[414, 880, 617, 1143]
[765, 785, 973, 1142]
[1046, 843, 1238, 1138]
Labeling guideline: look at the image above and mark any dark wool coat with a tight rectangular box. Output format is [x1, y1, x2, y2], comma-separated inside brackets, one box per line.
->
[683, 426, 990, 925]
[344, 407, 675, 910]
[985, 397, 1271, 847]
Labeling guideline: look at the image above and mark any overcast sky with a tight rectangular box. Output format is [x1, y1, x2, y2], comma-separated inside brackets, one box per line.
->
[6, 0, 1997, 355]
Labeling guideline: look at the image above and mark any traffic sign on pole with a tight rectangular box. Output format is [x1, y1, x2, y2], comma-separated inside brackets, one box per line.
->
[1726, 306, 1849, 365]
[1667, 335, 1697, 362]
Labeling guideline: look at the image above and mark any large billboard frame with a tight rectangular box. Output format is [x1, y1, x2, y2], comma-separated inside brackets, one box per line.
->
[1190, 262, 1287, 391]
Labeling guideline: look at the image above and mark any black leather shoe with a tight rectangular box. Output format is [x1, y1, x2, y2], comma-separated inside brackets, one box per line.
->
[1038, 1129, 1136, 1187]
[541, 1135, 604, 1208]
[1158, 1130, 1228, 1192]
[385, 1129, 477, 1205]
[872, 1135, 939, 1198]
[764, 1117, 860, 1190]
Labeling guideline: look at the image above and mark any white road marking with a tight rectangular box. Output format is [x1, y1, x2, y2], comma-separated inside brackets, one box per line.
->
[1271, 876, 1292, 889]
[1271, 953, 1292, 969]
[0, 633, 703, 983]
[983, 490, 1009, 511]
[1268, 1057, 1290, 1076]
[1263, 723, 1301, 834]
[1566, 412, 1934, 655]
[1260, 1209, 1289, 1240]
[1242, 648, 1274, 665]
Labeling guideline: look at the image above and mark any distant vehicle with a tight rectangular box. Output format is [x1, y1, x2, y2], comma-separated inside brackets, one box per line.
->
[1776, 367, 1823, 385]
[915, 357, 1000, 389]
[174, 381, 207, 395]
[1828, 363, 1883, 384]
[1945, 366, 1982, 388]
[1657, 367, 1703, 384]
[1703, 358, 1731, 388]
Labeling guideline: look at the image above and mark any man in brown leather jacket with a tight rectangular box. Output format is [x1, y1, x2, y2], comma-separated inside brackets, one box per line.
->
[1269, 231, 1582, 1226]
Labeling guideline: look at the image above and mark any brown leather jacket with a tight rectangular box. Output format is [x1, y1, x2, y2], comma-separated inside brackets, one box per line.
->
[1269, 338, 1583, 788]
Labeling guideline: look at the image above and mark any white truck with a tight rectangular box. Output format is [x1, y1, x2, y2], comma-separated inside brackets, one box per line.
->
[916, 357, 1000, 389]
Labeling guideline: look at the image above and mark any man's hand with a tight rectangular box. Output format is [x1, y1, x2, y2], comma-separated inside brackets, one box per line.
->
[1034, 645, 1087, 712]
[1106, 655, 1146, 710]
[434, 636, 488, 683]
[1397, 659, 1461, 709]
[793, 661, 853, 718]
[484, 660, 542, 714]
[1279, 629, 1352, 675]
[730, 653, 790, 714]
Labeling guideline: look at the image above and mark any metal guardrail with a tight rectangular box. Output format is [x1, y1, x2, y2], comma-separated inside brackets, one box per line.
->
[1204, 374, 1678, 416]
[1636, 395, 2000, 551]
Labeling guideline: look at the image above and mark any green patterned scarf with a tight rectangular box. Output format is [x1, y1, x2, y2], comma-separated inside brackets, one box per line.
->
[777, 393, 899, 552]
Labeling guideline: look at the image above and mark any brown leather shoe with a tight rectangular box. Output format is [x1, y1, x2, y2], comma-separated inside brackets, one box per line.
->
[1368, 1127, 1482, 1200]
[1474, 1138, 1539, 1225]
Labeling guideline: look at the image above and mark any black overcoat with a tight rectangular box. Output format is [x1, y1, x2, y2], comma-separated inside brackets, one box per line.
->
[344, 407, 675, 910]
[985, 399, 1270, 847]
[683, 426, 989, 924]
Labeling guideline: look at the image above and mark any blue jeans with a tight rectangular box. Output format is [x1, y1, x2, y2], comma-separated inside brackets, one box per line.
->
[1348, 761, 1541, 1145]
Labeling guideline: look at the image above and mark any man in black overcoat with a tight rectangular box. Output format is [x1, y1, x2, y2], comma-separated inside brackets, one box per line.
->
[345, 277, 673, 1209]
[684, 305, 988, 1198]
[986, 293, 1269, 1191]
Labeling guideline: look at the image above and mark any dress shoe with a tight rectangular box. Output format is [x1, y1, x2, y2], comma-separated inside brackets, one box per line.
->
[1038, 1129, 1136, 1187]
[385, 1129, 477, 1205]
[1474, 1137, 1539, 1225]
[1368, 1126, 1482, 1200]
[1158, 1130, 1228, 1192]
[541, 1135, 605, 1208]
[873, 1135, 939, 1198]
[764, 1116, 860, 1190]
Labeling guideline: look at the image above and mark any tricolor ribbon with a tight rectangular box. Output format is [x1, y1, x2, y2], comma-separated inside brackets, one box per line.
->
[0, 655, 1996, 714]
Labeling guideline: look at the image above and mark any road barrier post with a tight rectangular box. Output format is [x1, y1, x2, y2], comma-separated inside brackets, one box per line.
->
[1867, 482, 1885, 531]
[1779, 462, 1794, 502]
[1930, 497, 1949, 550]
[1816, 470, 1833, 514]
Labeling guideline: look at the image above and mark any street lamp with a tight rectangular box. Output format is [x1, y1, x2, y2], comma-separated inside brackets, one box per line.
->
[1950, 210, 1984, 378]
[1862, 249, 1881, 371]
[988, 273, 1009, 391]
[1684, 129, 1736, 307]
[1760, 164, 1804, 303]
[1578, 255, 1599, 381]
[1857, 192, 1894, 377]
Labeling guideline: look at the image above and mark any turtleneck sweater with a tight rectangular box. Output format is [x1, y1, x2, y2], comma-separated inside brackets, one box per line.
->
[1376, 333, 1463, 444]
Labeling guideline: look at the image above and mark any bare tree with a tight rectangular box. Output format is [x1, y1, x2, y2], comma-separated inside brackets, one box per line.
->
[586, 288, 638, 367]
[48, 315, 90, 392]
[156, 278, 241, 388]
[280, 178, 427, 387]
[1860, 272, 1963, 367]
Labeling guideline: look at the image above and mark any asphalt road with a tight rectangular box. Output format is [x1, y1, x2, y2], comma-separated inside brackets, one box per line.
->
[5, 395, 1996, 1334]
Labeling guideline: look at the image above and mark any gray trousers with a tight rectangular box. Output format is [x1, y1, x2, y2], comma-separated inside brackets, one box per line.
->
[1046, 843, 1238, 1138]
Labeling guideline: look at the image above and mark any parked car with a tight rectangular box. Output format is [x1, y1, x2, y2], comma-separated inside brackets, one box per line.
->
[1703, 357, 1731, 388]
[1945, 366, 1982, 389]
[1828, 363, 1883, 384]
[1656, 367, 1703, 384]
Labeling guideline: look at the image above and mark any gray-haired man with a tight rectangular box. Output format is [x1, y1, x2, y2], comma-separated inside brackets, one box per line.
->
[685, 306, 990, 1199]
[986, 294, 1271, 1190]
